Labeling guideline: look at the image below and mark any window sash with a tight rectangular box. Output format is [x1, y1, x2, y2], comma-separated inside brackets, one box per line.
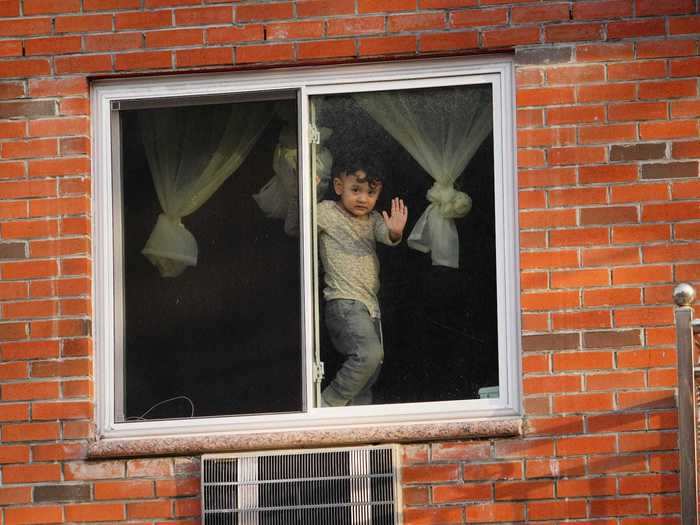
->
[92, 56, 520, 440]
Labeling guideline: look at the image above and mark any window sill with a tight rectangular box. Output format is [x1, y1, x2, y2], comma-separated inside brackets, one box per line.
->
[87, 417, 523, 458]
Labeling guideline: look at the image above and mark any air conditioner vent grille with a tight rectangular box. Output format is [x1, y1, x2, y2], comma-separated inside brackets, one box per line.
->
[202, 446, 400, 525]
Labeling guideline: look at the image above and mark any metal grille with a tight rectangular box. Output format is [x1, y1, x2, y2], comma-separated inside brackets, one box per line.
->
[202, 446, 400, 525]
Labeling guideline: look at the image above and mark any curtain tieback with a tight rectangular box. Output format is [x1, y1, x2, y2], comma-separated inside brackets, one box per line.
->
[426, 182, 472, 219]
[141, 213, 198, 278]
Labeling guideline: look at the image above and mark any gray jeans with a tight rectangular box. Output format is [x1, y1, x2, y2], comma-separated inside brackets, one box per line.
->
[322, 299, 383, 407]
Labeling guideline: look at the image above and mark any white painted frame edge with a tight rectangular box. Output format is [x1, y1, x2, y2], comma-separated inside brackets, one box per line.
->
[92, 55, 520, 440]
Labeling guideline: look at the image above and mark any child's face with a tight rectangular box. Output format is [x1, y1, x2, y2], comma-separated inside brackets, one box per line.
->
[333, 170, 382, 218]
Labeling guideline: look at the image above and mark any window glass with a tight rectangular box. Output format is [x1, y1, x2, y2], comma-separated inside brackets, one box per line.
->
[311, 84, 499, 407]
[117, 98, 303, 421]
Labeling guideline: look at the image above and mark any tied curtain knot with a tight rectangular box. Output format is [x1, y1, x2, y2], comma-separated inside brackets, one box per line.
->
[427, 182, 472, 220]
[142, 213, 198, 278]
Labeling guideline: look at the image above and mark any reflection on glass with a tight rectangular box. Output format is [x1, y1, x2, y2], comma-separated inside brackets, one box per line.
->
[312, 84, 499, 406]
[118, 98, 303, 421]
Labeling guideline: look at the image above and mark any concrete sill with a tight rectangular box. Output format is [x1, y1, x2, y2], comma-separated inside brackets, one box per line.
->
[88, 417, 523, 459]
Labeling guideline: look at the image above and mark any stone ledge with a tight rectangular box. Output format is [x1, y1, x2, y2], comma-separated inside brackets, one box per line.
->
[88, 417, 523, 459]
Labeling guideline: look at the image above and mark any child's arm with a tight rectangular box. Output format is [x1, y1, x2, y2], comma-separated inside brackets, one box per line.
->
[380, 198, 408, 243]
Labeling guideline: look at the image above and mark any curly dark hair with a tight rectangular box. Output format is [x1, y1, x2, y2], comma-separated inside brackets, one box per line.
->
[333, 158, 384, 189]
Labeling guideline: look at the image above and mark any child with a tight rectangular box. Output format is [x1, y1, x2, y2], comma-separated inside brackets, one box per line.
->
[317, 162, 408, 407]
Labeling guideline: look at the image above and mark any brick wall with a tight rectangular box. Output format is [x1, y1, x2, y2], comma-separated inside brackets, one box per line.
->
[0, 0, 698, 523]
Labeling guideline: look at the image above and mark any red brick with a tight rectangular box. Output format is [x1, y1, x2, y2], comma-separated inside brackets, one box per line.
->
[0, 180, 57, 199]
[176, 48, 232, 67]
[24, 36, 81, 56]
[617, 348, 675, 369]
[640, 120, 698, 140]
[0, 40, 23, 57]
[549, 227, 608, 247]
[29, 196, 90, 217]
[643, 203, 700, 222]
[547, 105, 604, 125]
[549, 187, 607, 206]
[420, 31, 478, 52]
[615, 306, 674, 327]
[266, 20, 324, 40]
[95, 480, 155, 500]
[580, 206, 637, 225]
[636, 0, 694, 16]
[670, 15, 700, 35]
[619, 389, 675, 410]
[31, 442, 85, 461]
[4, 463, 61, 483]
[65, 503, 126, 523]
[432, 441, 491, 461]
[55, 14, 112, 33]
[127, 500, 172, 519]
[522, 289, 579, 310]
[29, 158, 90, 178]
[482, 26, 540, 48]
[64, 460, 124, 480]
[85, 0, 139, 8]
[402, 464, 459, 483]
[358, 0, 416, 14]
[115, 51, 171, 71]
[0, 282, 27, 301]
[116, 10, 172, 30]
[84, 33, 143, 52]
[517, 128, 575, 147]
[61, 137, 90, 156]
[516, 68, 543, 86]
[545, 23, 604, 43]
[59, 98, 90, 116]
[145, 0, 196, 5]
[608, 60, 667, 81]
[584, 287, 641, 307]
[673, 179, 700, 198]
[578, 83, 636, 103]
[587, 371, 646, 391]
[637, 39, 697, 60]
[512, 3, 569, 23]
[127, 458, 173, 477]
[581, 124, 637, 144]
[496, 480, 554, 500]
[389, 12, 445, 32]
[24, 0, 79, 14]
[237, 2, 291, 21]
[328, 16, 384, 36]
[297, 0, 354, 17]
[62, 420, 93, 439]
[521, 271, 547, 290]
[495, 439, 554, 458]
[520, 209, 577, 228]
[359, 35, 416, 56]
[54, 55, 112, 74]
[519, 167, 576, 187]
[28, 117, 88, 138]
[553, 392, 614, 412]
[156, 478, 200, 497]
[0, 18, 52, 37]
[466, 502, 525, 523]
[298, 39, 355, 59]
[611, 183, 669, 204]
[573, 0, 633, 20]
[517, 87, 575, 107]
[612, 265, 672, 286]
[0, 486, 32, 505]
[558, 477, 617, 496]
[672, 100, 700, 119]
[576, 43, 633, 64]
[30, 319, 88, 338]
[236, 43, 293, 64]
[620, 431, 677, 452]
[521, 250, 578, 270]
[0, 0, 20, 16]
[549, 146, 606, 165]
[671, 57, 700, 77]
[608, 18, 665, 39]
[433, 483, 491, 502]
[523, 374, 581, 394]
[206, 25, 263, 44]
[405, 507, 464, 524]
[32, 401, 92, 420]
[4, 506, 62, 524]
[0, 444, 29, 463]
[145, 28, 203, 48]
[553, 350, 614, 371]
[451, 8, 507, 28]
[4, 299, 58, 319]
[552, 269, 609, 289]
[463, 462, 522, 481]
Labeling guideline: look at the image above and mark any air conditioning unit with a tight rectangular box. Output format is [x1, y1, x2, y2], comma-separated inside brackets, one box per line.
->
[201, 445, 402, 524]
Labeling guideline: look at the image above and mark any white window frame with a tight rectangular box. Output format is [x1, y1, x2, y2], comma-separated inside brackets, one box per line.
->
[92, 56, 520, 440]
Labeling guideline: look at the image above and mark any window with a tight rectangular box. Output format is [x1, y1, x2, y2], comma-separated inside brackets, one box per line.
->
[93, 56, 520, 440]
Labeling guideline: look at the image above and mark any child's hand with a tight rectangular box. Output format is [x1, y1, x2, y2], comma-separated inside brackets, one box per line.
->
[383, 198, 408, 242]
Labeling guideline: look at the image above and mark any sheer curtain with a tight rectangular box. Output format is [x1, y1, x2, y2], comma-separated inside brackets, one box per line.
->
[355, 86, 492, 268]
[253, 124, 333, 236]
[139, 103, 272, 277]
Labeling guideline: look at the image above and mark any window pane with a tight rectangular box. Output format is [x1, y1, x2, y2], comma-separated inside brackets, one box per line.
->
[117, 98, 303, 421]
[312, 84, 499, 407]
